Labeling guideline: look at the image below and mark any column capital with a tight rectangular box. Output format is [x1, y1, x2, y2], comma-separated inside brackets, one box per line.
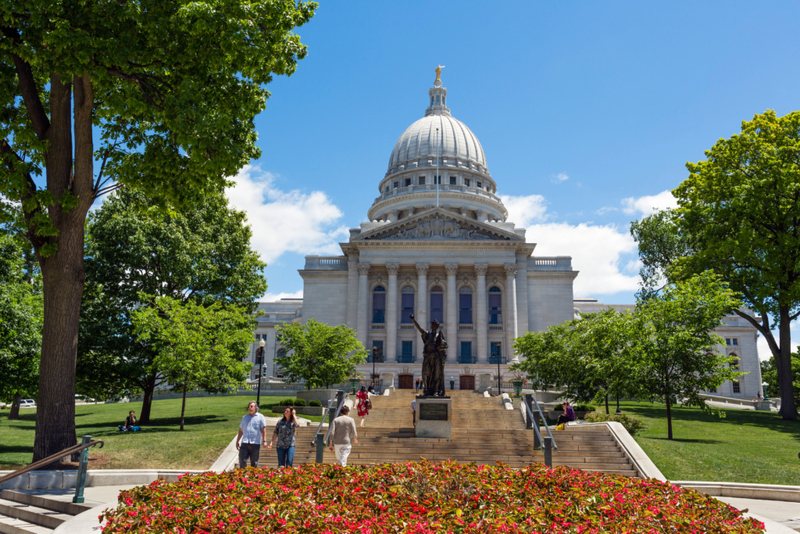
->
[357, 263, 371, 276]
[474, 263, 488, 277]
[445, 263, 459, 276]
[386, 263, 400, 275]
[503, 264, 517, 277]
[416, 263, 429, 276]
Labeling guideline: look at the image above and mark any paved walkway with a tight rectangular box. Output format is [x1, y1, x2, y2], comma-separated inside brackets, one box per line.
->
[716, 497, 800, 533]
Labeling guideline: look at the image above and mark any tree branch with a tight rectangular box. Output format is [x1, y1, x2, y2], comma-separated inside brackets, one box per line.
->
[0, 27, 50, 139]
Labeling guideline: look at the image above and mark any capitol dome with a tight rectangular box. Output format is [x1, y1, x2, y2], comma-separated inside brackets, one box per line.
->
[368, 71, 507, 224]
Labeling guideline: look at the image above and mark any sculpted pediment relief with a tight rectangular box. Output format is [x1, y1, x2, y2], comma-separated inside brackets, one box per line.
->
[357, 212, 520, 242]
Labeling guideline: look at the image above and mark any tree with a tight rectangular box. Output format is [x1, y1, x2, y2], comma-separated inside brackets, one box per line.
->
[634, 272, 743, 439]
[0, 234, 41, 419]
[761, 354, 800, 406]
[658, 110, 800, 421]
[0, 0, 316, 460]
[133, 296, 254, 431]
[78, 188, 266, 423]
[276, 320, 367, 389]
[512, 309, 639, 411]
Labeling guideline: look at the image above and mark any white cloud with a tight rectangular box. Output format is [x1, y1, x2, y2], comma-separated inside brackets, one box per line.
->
[527, 222, 640, 296]
[227, 166, 349, 264]
[621, 190, 678, 217]
[596, 206, 618, 215]
[757, 334, 798, 362]
[261, 290, 303, 303]
[551, 173, 569, 183]
[499, 194, 549, 227]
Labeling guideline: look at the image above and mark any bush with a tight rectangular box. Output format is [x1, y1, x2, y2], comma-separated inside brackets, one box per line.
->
[585, 411, 645, 436]
[293, 398, 306, 407]
[575, 404, 594, 412]
[308, 400, 322, 407]
[278, 399, 297, 407]
[100, 461, 763, 533]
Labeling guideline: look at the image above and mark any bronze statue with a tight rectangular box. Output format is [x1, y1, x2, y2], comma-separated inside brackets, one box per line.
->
[410, 314, 447, 396]
[435, 65, 445, 84]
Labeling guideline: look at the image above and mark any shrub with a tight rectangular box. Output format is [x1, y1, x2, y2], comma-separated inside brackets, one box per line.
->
[100, 461, 763, 533]
[585, 411, 645, 435]
[308, 400, 322, 407]
[574, 404, 594, 412]
[293, 398, 306, 407]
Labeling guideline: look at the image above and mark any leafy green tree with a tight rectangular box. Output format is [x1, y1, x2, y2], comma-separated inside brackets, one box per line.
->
[0, 0, 316, 459]
[634, 110, 800, 421]
[276, 320, 367, 389]
[634, 272, 743, 439]
[760, 355, 800, 406]
[629, 209, 691, 301]
[512, 309, 639, 411]
[78, 188, 266, 423]
[133, 296, 254, 431]
[0, 234, 42, 419]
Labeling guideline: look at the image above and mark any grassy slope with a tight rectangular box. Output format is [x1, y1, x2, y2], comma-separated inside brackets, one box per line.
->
[0, 396, 323, 471]
[620, 401, 800, 485]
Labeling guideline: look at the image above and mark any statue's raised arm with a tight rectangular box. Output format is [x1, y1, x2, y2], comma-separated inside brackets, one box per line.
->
[409, 313, 426, 335]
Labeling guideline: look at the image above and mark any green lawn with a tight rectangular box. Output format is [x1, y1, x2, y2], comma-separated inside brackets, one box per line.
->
[0, 396, 323, 471]
[620, 401, 800, 485]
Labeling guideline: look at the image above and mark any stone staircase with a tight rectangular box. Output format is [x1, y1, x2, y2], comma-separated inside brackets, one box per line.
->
[0, 489, 93, 534]
[261, 390, 638, 476]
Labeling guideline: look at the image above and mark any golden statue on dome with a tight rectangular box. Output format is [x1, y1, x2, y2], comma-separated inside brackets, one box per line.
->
[435, 65, 445, 84]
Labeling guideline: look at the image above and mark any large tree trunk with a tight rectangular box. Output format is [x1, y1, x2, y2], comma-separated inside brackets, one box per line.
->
[139, 372, 158, 424]
[665, 396, 673, 440]
[777, 306, 798, 421]
[31, 75, 94, 463]
[180, 378, 188, 431]
[9, 393, 21, 420]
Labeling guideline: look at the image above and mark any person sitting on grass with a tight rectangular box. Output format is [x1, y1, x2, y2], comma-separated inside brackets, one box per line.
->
[557, 402, 575, 426]
[118, 410, 141, 432]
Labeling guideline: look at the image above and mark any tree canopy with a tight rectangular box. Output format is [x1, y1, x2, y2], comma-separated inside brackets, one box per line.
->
[0, 0, 316, 460]
[78, 188, 267, 422]
[634, 110, 800, 421]
[276, 320, 367, 389]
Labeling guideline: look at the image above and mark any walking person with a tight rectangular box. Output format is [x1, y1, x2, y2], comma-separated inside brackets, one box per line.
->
[268, 406, 300, 468]
[415, 377, 420, 393]
[328, 405, 358, 466]
[356, 386, 370, 428]
[236, 401, 267, 468]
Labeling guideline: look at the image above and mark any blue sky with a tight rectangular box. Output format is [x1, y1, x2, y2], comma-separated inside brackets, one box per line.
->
[221, 2, 800, 355]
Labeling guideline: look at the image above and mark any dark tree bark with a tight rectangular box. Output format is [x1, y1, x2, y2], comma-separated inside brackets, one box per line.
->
[9, 393, 21, 420]
[179, 378, 188, 431]
[777, 306, 798, 420]
[139, 372, 158, 424]
[604, 394, 609, 415]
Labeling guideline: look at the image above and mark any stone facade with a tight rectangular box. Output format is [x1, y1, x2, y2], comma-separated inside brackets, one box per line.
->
[250, 73, 763, 399]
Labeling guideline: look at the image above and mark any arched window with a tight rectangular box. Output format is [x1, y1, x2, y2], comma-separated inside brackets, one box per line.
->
[430, 285, 444, 324]
[730, 355, 740, 393]
[372, 286, 386, 324]
[489, 286, 502, 324]
[401, 286, 414, 324]
[459, 286, 473, 324]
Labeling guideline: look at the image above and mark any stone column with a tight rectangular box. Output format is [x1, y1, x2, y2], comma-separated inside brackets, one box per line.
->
[356, 263, 371, 346]
[346, 255, 359, 329]
[504, 264, 519, 363]
[515, 253, 529, 336]
[475, 264, 488, 364]
[386, 263, 400, 363]
[265, 328, 277, 379]
[445, 263, 459, 362]
[415, 263, 429, 363]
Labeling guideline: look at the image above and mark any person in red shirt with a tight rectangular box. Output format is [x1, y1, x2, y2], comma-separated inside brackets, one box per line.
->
[356, 386, 370, 427]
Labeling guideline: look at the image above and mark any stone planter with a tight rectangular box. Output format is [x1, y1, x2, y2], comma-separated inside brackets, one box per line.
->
[296, 389, 341, 405]
[510, 380, 525, 397]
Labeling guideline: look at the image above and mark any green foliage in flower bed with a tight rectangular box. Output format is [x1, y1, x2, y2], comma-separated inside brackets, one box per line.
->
[277, 398, 305, 407]
[585, 411, 645, 436]
[308, 400, 322, 407]
[100, 461, 763, 533]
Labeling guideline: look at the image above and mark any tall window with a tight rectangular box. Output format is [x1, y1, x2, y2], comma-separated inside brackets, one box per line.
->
[430, 286, 444, 324]
[401, 341, 414, 362]
[372, 285, 386, 324]
[405, 178, 411, 187]
[489, 286, 502, 324]
[401, 286, 414, 324]
[459, 287, 473, 324]
[450, 176, 456, 185]
[419, 176, 426, 185]
[730, 356, 740, 393]
[490, 342, 502, 364]
[274, 348, 286, 378]
[461, 341, 472, 363]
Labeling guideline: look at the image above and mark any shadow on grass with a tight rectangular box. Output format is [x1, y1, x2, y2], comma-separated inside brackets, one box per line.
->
[646, 437, 723, 444]
[75, 414, 226, 433]
[0, 445, 33, 454]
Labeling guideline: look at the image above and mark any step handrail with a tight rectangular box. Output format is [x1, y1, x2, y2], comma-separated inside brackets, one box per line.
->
[322, 392, 350, 445]
[311, 391, 349, 446]
[0, 439, 104, 486]
[523, 395, 557, 451]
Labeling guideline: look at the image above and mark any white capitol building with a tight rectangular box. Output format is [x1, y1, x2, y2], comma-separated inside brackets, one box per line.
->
[252, 72, 763, 397]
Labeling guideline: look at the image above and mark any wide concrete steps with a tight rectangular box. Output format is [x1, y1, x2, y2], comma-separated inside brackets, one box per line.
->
[0, 490, 92, 534]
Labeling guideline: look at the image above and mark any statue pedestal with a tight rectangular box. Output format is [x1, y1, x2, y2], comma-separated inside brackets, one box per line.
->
[415, 396, 452, 439]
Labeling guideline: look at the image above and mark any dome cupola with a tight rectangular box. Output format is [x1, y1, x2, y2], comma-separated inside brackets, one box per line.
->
[368, 68, 507, 224]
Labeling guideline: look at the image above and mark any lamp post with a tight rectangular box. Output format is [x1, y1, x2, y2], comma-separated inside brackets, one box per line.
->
[497, 355, 501, 396]
[256, 339, 265, 407]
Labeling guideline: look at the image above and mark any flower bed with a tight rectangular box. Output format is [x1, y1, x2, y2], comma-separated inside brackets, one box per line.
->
[100, 461, 764, 533]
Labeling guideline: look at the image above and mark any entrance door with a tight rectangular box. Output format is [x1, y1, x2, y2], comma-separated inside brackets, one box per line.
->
[398, 374, 414, 389]
[460, 375, 475, 391]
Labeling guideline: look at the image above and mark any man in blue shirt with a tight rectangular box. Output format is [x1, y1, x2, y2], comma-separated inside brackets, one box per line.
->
[236, 401, 267, 468]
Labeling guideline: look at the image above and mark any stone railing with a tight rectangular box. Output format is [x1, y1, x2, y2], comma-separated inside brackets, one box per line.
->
[303, 256, 348, 271]
[373, 183, 502, 205]
[530, 257, 573, 271]
[699, 393, 773, 411]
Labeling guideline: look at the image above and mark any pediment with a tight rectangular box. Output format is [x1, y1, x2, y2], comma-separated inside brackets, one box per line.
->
[353, 209, 523, 243]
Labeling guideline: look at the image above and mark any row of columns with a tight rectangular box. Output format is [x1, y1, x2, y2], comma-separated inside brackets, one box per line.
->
[355, 261, 522, 363]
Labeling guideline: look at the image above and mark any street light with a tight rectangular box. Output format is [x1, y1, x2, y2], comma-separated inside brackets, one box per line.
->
[256, 339, 265, 407]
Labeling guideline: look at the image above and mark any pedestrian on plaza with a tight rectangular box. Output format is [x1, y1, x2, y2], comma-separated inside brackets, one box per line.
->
[415, 377, 421, 393]
[235, 401, 267, 468]
[367, 383, 376, 395]
[356, 386, 370, 428]
[328, 405, 358, 466]
[268, 406, 300, 468]
[411, 399, 416, 427]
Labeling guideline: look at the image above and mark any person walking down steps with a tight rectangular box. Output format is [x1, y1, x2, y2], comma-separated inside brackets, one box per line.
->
[356, 386, 370, 428]
[328, 405, 358, 466]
